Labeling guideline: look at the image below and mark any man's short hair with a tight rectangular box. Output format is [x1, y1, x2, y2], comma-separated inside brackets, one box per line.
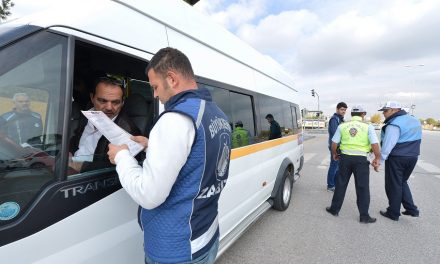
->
[91, 75, 126, 98]
[146, 47, 195, 80]
[265, 114, 274, 119]
[13, 93, 29, 102]
[235, 120, 243, 127]
[336, 102, 347, 109]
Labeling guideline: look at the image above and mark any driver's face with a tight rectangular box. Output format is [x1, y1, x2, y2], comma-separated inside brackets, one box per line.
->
[91, 83, 124, 119]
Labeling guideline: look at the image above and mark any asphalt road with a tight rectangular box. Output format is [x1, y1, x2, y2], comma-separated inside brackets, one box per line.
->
[216, 131, 440, 264]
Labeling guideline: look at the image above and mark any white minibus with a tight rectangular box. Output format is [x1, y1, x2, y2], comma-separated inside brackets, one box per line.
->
[0, 1, 304, 263]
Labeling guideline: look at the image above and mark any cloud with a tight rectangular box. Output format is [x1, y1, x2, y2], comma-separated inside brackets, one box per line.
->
[199, 0, 440, 119]
[195, 0, 268, 30]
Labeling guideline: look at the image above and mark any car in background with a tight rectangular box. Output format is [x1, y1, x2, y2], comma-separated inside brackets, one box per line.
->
[0, 136, 54, 171]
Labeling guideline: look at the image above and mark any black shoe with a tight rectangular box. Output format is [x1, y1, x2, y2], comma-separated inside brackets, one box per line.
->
[380, 210, 398, 221]
[402, 210, 419, 217]
[326, 207, 338, 216]
[360, 216, 376, 224]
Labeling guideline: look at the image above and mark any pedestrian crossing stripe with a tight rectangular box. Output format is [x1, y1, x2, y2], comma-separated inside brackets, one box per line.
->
[417, 160, 440, 174]
[305, 154, 440, 178]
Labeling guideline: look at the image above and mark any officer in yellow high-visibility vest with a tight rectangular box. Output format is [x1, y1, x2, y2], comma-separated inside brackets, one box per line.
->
[325, 105, 381, 223]
[232, 120, 251, 148]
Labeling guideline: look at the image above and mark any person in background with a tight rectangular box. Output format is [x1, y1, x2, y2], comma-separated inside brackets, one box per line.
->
[0, 93, 42, 146]
[232, 120, 251, 148]
[265, 113, 282, 140]
[325, 105, 381, 224]
[377, 101, 421, 221]
[326, 102, 347, 192]
[107, 47, 231, 264]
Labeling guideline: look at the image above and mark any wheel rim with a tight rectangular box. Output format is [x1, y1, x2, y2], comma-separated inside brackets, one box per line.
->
[283, 176, 291, 205]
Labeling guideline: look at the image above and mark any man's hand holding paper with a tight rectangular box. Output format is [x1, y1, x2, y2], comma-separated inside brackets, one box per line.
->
[81, 111, 144, 156]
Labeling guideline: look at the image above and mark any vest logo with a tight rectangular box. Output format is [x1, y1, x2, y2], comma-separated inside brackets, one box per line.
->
[209, 116, 231, 139]
[0, 202, 20, 221]
[197, 179, 227, 199]
[216, 133, 231, 181]
[349, 127, 358, 137]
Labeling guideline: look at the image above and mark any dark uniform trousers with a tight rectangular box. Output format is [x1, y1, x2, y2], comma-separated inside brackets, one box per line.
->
[385, 156, 418, 218]
[331, 154, 370, 217]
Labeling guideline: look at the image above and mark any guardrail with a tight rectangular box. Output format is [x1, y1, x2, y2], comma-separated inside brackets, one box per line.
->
[303, 119, 326, 129]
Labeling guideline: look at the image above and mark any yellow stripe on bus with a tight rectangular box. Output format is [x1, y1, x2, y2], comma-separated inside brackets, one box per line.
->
[230, 134, 299, 160]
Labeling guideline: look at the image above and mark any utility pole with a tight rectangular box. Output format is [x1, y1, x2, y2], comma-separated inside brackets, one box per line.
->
[404, 64, 424, 116]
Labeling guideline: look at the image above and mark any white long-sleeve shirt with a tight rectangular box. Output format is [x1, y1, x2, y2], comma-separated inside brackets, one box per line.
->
[114, 112, 195, 209]
[73, 110, 117, 162]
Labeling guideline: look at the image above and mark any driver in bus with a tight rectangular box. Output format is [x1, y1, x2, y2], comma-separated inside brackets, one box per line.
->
[68, 76, 141, 172]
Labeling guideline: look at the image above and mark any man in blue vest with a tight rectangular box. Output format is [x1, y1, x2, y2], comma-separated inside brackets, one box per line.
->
[107, 47, 231, 264]
[378, 101, 421, 221]
[326, 102, 347, 192]
[325, 105, 381, 223]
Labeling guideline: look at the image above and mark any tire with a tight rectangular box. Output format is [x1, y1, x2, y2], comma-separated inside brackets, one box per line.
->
[272, 169, 293, 211]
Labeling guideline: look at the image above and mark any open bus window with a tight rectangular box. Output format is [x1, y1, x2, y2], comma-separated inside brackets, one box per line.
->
[230, 92, 255, 148]
[0, 30, 67, 223]
[67, 40, 150, 177]
[258, 95, 297, 142]
[202, 84, 256, 148]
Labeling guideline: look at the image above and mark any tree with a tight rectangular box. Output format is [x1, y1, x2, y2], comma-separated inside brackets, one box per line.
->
[0, 0, 14, 22]
[370, 113, 382, 124]
[426, 118, 437, 125]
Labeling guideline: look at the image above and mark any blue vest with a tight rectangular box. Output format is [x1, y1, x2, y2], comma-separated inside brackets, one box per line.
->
[0, 110, 42, 145]
[140, 88, 231, 263]
[381, 113, 421, 157]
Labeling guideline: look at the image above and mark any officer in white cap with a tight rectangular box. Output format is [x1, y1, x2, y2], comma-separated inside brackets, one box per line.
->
[325, 105, 381, 223]
[377, 101, 421, 221]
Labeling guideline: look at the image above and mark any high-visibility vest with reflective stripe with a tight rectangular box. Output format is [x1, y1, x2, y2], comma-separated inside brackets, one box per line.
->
[339, 116, 371, 155]
[232, 127, 249, 148]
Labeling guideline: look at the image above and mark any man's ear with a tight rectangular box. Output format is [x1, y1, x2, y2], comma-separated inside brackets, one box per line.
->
[166, 71, 179, 88]
[90, 93, 94, 102]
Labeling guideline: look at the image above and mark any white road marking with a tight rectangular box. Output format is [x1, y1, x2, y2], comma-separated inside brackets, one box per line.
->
[318, 156, 329, 170]
[417, 160, 440, 174]
[304, 153, 317, 163]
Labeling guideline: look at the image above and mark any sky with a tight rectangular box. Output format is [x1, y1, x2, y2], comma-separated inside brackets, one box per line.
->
[193, 0, 440, 120]
[4, 0, 440, 120]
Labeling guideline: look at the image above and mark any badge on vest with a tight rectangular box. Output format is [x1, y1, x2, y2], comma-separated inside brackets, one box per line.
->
[216, 133, 231, 181]
[349, 128, 358, 137]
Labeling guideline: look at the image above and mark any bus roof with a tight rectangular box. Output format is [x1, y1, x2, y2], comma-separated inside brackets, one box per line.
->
[7, 0, 296, 97]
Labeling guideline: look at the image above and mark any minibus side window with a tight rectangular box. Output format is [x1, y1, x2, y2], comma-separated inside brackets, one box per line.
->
[258, 95, 285, 142]
[67, 40, 150, 177]
[0, 31, 67, 224]
[202, 84, 232, 120]
[281, 101, 294, 136]
[230, 91, 255, 148]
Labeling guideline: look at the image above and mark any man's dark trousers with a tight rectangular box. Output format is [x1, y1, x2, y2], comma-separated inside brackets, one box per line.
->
[330, 154, 370, 217]
[385, 156, 419, 218]
[327, 150, 339, 188]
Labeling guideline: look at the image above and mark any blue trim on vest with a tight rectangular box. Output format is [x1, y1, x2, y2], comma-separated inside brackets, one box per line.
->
[140, 88, 231, 262]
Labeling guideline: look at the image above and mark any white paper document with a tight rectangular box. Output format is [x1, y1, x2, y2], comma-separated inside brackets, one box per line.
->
[81, 111, 144, 156]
